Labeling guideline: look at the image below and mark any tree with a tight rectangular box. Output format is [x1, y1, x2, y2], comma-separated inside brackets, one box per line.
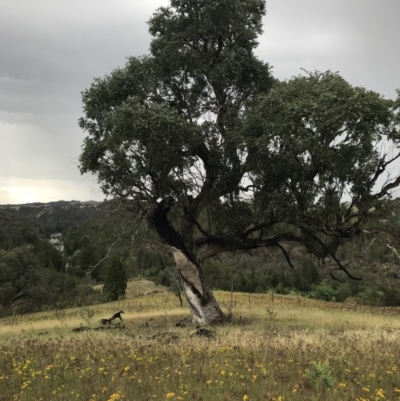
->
[0, 247, 40, 312]
[79, 0, 400, 324]
[103, 256, 127, 301]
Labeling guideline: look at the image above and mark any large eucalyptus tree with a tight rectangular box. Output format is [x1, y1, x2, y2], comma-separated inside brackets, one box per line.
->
[79, 0, 400, 325]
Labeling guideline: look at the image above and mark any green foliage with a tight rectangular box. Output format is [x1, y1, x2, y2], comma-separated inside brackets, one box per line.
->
[382, 285, 400, 306]
[309, 284, 338, 302]
[103, 255, 128, 301]
[79, 243, 96, 273]
[291, 256, 320, 292]
[78, 0, 400, 307]
[35, 238, 65, 272]
[2, 200, 400, 311]
[265, 303, 277, 320]
[305, 361, 335, 390]
[356, 285, 385, 305]
[0, 246, 103, 316]
[0, 247, 40, 308]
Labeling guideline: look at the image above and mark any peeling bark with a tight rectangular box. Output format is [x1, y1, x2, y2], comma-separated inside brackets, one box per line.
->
[171, 247, 226, 325]
[151, 199, 226, 325]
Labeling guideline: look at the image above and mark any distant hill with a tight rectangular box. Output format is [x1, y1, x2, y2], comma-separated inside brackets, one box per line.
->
[0, 200, 99, 211]
[1, 198, 400, 312]
[0, 200, 101, 241]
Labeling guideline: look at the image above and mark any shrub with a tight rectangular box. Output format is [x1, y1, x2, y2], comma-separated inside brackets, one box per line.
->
[103, 255, 127, 301]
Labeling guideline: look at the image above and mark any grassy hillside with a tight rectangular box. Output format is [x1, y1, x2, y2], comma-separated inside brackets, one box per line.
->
[2, 199, 400, 317]
[1, 283, 400, 401]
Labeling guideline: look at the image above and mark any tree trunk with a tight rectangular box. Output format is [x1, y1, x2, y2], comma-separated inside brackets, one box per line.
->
[170, 246, 226, 325]
[151, 199, 226, 325]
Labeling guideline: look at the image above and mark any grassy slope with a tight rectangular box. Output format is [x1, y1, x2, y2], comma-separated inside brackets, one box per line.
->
[1, 280, 400, 401]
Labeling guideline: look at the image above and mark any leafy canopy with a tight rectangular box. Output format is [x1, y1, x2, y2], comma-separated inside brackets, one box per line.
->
[0, 248, 40, 307]
[79, 0, 400, 273]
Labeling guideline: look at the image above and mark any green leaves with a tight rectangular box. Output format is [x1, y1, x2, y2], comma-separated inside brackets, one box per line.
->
[79, 0, 400, 269]
[148, 0, 271, 112]
[0, 248, 40, 307]
[242, 72, 399, 225]
[103, 255, 127, 301]
[79, 54, 205, 200]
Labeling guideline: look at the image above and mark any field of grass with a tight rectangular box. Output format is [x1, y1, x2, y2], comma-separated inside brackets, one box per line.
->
[1, 280, 400, 401]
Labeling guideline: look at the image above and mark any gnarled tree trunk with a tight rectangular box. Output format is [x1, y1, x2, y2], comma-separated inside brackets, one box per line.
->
[170, 247, 226, 325]
[151, 198, 227, 325]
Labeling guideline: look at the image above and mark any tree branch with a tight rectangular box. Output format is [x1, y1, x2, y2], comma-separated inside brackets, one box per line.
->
[79, 236, 121, 276]
[275, 243, 295, 270]
[300, 226, 362, 280]
[374, 175, 400, 199]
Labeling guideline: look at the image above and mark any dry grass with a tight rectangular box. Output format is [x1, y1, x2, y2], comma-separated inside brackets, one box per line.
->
[1, 285, 400, 401]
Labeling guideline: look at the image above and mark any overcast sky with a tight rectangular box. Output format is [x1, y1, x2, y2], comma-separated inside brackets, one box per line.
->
[1, 0, 399, 204]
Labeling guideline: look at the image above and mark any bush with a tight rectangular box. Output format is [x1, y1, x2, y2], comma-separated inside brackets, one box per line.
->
[309, 284, 338, 302]
[103, 256, 127, 301]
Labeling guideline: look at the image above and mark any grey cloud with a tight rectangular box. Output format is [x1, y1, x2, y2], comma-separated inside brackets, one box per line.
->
[0, 0, 399, 203]
[0, 0, 168, 123]
[0, 0, 165, 81]
[259, 0, 400, 98]
[1, 120, 80, 180]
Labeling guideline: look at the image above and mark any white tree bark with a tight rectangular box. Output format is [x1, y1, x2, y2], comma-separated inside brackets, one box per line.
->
[170, 247, 226, 325]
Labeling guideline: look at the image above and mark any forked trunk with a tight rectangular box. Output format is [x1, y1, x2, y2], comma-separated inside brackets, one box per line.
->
[170, 247, 226, 325]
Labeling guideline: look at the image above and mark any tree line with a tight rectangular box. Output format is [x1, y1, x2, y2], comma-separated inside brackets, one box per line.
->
[1, 198, 400, 317]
